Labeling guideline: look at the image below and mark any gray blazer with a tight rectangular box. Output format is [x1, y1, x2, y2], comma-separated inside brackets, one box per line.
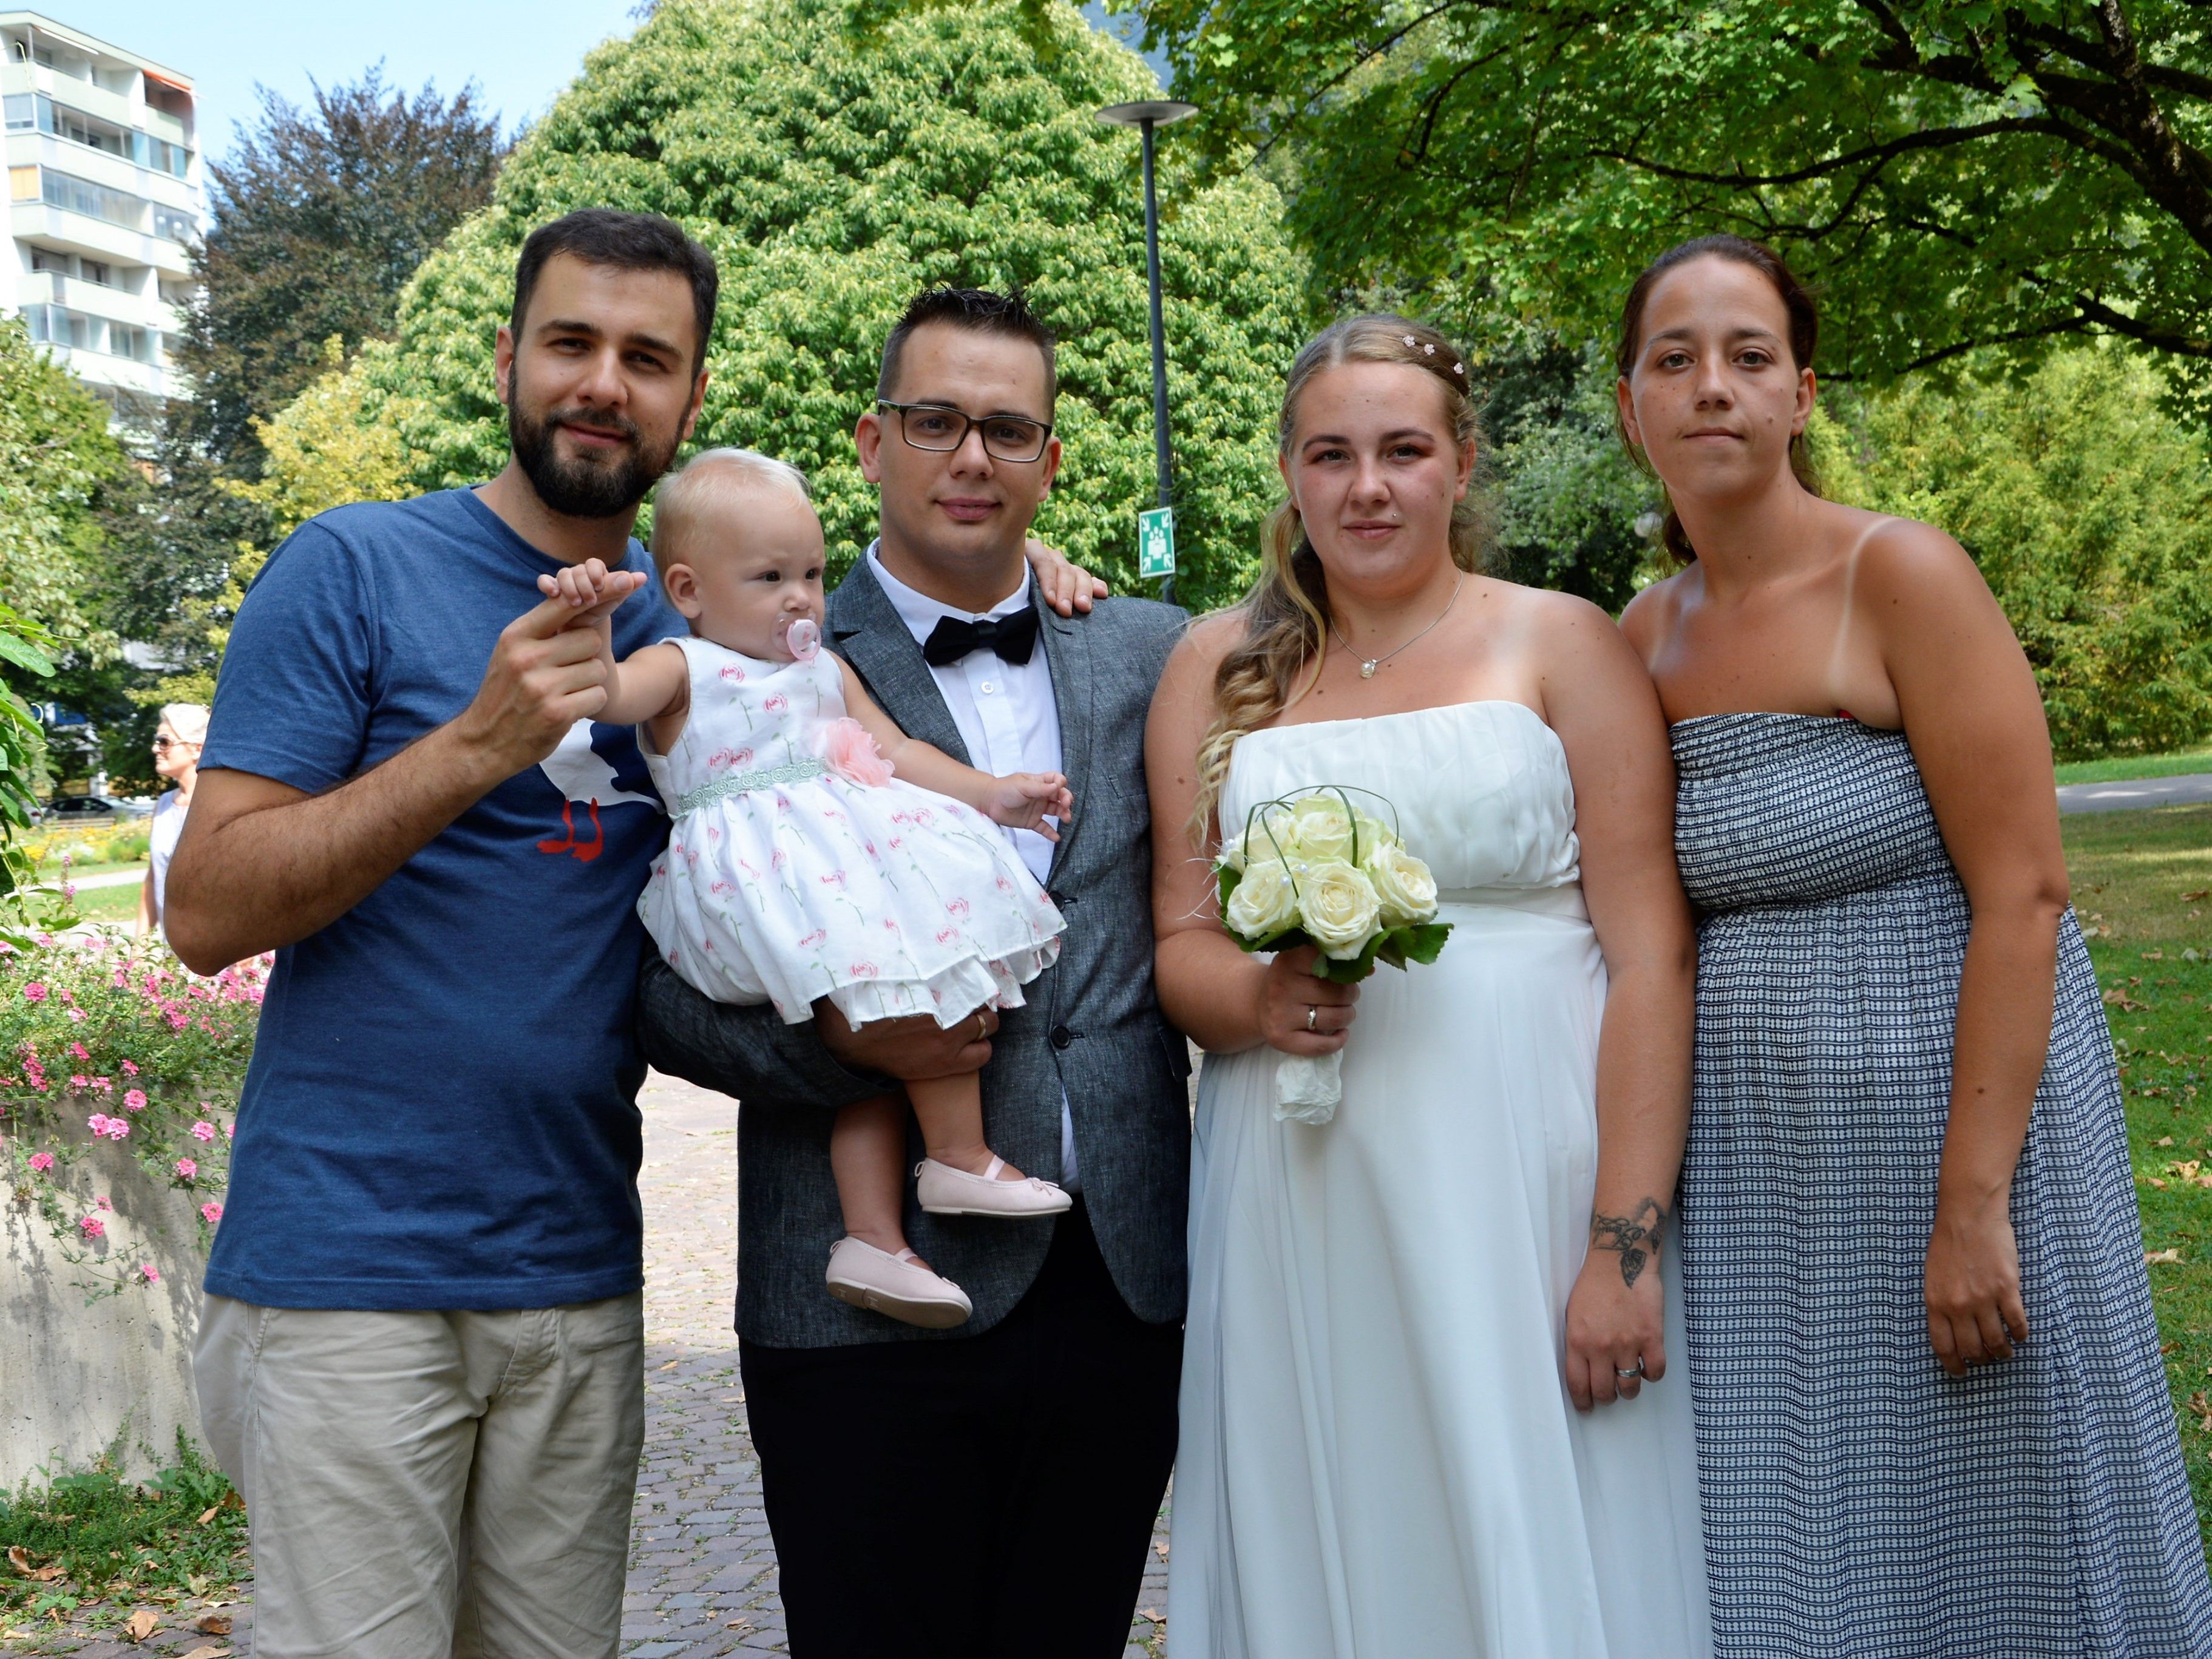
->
[636, 559, 1191, 1348]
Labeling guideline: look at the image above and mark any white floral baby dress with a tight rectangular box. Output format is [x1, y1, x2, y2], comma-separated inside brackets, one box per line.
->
[637, 634, 1064, 1030]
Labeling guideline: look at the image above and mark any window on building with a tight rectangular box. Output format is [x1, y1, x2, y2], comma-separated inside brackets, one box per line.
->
[2, 94, 32, 130]
[28, 248, 69, 274]
[9, 166, 38, 202]
[157, 278, 194, 308]
[152, 206, 192, 245]
[110, 324, 150, 362]
[24, 305, 97, 352]
[42, 169, 149, 232]
[80, 259, 112, 287]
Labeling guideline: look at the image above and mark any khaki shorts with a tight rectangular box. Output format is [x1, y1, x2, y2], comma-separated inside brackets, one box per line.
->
[194, 1291, 644, 1659]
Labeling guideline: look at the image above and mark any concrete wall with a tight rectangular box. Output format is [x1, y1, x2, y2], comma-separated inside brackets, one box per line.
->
[2, 1119, 205, 1484]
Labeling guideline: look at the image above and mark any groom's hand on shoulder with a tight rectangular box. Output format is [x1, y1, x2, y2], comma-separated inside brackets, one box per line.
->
[818, 1002, 997, 1080]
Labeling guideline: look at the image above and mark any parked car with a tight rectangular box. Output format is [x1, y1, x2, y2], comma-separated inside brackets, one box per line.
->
[35, 794, 154, 822]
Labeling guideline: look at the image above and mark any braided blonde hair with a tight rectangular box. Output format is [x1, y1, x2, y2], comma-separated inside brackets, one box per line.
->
[1189, 314, 1488, 844]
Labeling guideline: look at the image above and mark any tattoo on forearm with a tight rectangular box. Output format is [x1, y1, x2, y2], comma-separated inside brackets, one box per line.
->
[1590, 1198, 1665, 1289]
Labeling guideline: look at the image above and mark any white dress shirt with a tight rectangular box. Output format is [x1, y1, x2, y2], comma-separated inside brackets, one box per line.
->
[866, 543, 1079, 1190]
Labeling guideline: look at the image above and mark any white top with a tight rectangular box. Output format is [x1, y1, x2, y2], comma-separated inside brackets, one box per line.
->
[149, 789, 186, 934]
[866, 543, 1079, 1190]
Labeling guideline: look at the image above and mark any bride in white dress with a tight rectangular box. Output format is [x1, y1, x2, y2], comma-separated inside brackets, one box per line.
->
[1145, 315, 1711, 1657]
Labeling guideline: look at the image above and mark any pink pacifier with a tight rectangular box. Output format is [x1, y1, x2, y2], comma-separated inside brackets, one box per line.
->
[780, 616, 821, 663]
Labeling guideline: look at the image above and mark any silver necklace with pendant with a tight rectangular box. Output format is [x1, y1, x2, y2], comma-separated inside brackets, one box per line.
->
[1329, 574, 1464, 679]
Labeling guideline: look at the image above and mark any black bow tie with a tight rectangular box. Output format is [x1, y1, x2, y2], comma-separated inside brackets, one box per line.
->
[921, 607, 1040, 668]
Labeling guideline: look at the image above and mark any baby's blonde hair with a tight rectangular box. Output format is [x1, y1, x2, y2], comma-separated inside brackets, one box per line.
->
[650, 447, 813, 577]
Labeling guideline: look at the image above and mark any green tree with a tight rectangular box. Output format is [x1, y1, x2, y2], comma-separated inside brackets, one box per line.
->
[1826, 345, 2212, 757]
[178, 68, 507, 472]
[350, 0, 1314, 608]
[1477, 329, 1653, 612]
[1132, 0, 2212, 410]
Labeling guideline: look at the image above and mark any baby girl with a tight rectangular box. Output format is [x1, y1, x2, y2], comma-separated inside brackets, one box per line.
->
[541, 447, 1073, 1328]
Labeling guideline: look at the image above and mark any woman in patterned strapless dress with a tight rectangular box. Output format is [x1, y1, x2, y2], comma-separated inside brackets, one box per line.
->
[1617, 234, 2212, 1655]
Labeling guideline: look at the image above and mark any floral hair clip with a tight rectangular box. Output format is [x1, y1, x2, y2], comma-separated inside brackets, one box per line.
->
[1422, 342, 1436, 356]
[1403, 334, 1417, 347]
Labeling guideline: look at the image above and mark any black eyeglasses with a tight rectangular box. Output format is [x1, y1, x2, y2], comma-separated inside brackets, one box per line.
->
[877, 401, 1053, 464]
[151, 735, 197, 751]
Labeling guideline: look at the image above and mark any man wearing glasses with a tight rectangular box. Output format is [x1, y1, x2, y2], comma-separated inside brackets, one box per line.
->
[638, 287, 1190, 1657]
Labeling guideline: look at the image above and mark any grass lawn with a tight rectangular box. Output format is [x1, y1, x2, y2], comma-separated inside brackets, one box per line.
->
[2064, 802, 2212, 1545]
[59, 884, 140, 928]
[2056, 748, 2212, 785]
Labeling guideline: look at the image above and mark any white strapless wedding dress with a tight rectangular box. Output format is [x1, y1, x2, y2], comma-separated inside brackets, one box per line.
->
[1169, 701, 1712, 1658]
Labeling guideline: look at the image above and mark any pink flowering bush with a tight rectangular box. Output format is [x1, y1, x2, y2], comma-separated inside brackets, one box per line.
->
[2, 938, 266, 1297]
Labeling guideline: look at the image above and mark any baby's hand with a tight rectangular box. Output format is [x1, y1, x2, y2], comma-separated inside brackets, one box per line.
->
[985, 772, 1074, 840]
[537, 558, 648, 625]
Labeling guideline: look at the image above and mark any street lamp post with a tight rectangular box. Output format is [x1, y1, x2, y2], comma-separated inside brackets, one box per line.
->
[1096, 98, 1198, 604]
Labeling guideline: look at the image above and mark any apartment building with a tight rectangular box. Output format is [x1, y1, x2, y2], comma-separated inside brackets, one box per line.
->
[1, 12, 199, 424]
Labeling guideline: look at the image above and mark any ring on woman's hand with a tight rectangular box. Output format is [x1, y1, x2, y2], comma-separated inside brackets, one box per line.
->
[974, 1013, 989, 1043]
[1615, 1359, 1647, 1380]
[1305, 1005, 1318, 1033]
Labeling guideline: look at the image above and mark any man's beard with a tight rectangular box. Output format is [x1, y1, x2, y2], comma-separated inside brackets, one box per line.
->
[507, 375, 682, 519]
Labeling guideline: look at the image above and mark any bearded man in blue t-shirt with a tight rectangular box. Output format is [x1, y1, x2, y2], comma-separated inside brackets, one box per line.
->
[165, 209, 714, 1658]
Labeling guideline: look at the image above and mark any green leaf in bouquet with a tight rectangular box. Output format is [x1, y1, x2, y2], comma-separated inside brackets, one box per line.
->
[1393, 922, 1453, 966]
[1313, 934, 1388, 984]
[1217, 864, 1243, 915]
[1228, 922, 1310, 956]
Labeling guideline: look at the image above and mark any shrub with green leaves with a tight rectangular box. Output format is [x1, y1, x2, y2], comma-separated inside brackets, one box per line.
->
[1824, 347, 2212, 760]
[348, 0, 1313, 609]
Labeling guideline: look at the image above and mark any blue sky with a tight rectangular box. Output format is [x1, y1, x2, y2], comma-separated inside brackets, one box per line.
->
[34, 3, 1166, 165]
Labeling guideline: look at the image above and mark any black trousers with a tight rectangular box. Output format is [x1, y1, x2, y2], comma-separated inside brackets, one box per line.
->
[741, 1198, 1182, 1658]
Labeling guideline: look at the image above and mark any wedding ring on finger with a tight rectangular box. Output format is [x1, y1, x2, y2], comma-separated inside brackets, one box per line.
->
[974, 1013, 989, 1043]
[1615, 1359, 1647, 1380]
[1306, 1005, 1318, 1034]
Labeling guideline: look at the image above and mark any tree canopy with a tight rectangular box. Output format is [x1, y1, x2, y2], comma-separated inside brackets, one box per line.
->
[178, 68, 506, 472]
[350, 0, 1314, 607]
[1134, 0, 2212, 411]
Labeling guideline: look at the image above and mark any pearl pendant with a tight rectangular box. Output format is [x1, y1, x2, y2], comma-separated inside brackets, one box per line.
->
[1360, 660, 1378, 679]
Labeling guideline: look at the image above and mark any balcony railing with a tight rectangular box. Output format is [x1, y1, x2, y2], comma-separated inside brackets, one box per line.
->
[2, 92, 192, 180]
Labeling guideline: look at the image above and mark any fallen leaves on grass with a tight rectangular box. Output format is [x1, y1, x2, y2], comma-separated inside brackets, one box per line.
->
[2191, 1392, 2212, 1434]
[124, 1607, 158, 1641]
[2148, 1248, 2185, 1264]
[5, 1544, 62, 1582]
[193, 1491, 243, 1526]
[2183, 890, 2209, 903]
[194, 1611, 233, 1635]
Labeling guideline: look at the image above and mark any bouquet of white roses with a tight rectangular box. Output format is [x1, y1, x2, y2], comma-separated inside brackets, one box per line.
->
[1216, 787, 1453, 1124]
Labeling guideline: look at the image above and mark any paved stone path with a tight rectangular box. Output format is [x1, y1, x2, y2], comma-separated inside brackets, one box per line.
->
[4, 1074, 1170, 1656]
[2058, 773, 2212, 813]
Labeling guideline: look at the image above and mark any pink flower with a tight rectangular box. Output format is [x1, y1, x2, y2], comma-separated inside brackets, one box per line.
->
[78, 1215, 104, 1239]
[849, 961, 880, 979]
[937, 928, 962, 946]
[27, 1151, 52, 1173]
[174, 1158, 197, 1181]
[763, 693, 789, 714]
[797, 930, 828, 949]
[817, 871, 848, 889]
[86, 1112, 111, 1136]
[223, 1123, 233, 1141]
[95, 1194, 110, 1210]
[821, 718, 895, 787]
[89, 1076, 111, 1096]
[138, 1263, 159, 1284]
[166, 1011, 188, 1030]
[718, 663, 747, 682]
[191, 1120, 216, 1142]
[120, 1060, 137, 1076]
[200, 1201, 223, 1225]
[67, 1043, 89, 1062]
[945, 898, 971, 921]
[22, 982, 46, 1003]
[123, 1090, 146, 1111]
[66, 1007, 84, 1022]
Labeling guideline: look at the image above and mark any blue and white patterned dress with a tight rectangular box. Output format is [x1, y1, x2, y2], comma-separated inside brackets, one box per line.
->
[1673, 713, 2212, 1658]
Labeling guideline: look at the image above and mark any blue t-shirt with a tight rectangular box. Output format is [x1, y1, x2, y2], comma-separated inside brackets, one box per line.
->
[200, 487, 684, 1311]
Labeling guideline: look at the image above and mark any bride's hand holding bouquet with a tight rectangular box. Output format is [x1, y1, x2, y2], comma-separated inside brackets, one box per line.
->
[1217, 789, 1453, 1124]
